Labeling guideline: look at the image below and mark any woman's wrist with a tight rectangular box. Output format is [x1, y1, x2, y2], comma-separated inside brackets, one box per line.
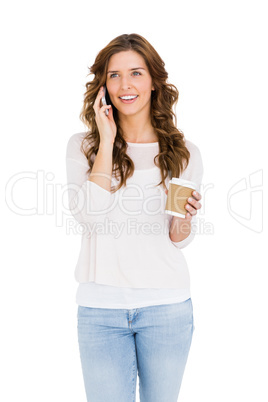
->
[99, 140, 114, 151]
[169, 216, 192, 242]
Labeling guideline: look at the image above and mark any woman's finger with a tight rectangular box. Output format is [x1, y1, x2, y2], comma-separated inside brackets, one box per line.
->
[191, 190, 202, 201]
[185, 203, 197, 216]
[93, 86, 105, 113]
[99, 104, 111, 115]
[187, 196, 202, 211]
[185, 212, 193, 221]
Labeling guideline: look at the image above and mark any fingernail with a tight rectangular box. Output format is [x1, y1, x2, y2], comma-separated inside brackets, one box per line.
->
[193, 191, 197, 195]
[188, 197, 193, 202]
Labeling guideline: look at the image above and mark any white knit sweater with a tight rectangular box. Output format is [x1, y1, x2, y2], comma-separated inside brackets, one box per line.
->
[66, 132, 203, 308]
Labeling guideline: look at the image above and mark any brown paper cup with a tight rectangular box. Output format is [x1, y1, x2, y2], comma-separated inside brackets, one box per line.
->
[165, 178, 197, 218]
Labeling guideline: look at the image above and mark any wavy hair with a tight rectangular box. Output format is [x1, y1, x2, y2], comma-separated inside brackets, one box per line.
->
[79, 33, 190, 193]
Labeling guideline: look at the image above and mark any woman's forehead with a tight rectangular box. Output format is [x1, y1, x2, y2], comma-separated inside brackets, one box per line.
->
[107, 50, 147, 71]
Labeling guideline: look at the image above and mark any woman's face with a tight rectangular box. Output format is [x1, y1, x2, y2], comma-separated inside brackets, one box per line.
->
[106, 50, 154, 119]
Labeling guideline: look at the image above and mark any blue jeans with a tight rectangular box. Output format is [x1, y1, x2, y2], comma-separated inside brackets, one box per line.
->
[77, 298, 194, 402]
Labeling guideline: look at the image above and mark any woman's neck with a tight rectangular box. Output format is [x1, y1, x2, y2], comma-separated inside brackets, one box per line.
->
[119, 114, 157, 143]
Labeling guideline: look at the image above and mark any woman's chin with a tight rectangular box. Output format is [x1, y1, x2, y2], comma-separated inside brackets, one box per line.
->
[117, 107, 139, 117]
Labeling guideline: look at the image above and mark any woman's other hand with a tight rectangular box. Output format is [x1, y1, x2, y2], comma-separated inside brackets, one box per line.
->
[164, 189, 202, 222]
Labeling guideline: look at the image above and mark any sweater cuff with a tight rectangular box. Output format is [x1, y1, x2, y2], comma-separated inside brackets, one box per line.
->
[171, 230, 195, 249]
[87, 179, 111, 195]
[84, 179, 112, 212]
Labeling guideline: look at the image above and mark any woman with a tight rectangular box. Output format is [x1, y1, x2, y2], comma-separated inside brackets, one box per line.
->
[66, 33, 203, 402]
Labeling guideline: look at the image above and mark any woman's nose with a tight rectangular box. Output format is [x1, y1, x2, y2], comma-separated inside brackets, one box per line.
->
[121, 76, 131, 90]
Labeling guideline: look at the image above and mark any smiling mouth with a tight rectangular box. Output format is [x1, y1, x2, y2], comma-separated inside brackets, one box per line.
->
[119, 95, 138, 104]
[119, 95, 138, 100]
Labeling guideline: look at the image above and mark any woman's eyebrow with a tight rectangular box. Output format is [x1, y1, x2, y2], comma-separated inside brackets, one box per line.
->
[107, 67, 146, 74]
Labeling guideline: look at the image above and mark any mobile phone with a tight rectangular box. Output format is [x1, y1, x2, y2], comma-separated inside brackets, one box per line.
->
[101, 85, 111, 116]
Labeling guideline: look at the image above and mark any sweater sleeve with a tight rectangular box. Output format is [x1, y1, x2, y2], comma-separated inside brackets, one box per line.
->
[66, 133, 113, 228]
[170, 139, 204, 249]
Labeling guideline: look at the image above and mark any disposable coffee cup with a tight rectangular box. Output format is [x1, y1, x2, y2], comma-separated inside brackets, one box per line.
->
[165, 178, 197, 218]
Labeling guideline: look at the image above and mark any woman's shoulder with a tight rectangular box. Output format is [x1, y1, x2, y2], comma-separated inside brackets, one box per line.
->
[66, 131, 91, 163]
[66, 131, 87, 149]
[184, 138, 202, 157]
[181, 138, 204, 182]
[66, 131, 96, 153]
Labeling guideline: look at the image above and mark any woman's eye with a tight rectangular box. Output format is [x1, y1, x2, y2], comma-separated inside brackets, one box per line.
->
[133, 71, 141, 76]
[110, 73, 118, 78]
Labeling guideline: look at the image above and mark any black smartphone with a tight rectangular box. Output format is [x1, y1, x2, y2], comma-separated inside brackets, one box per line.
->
[101, 85, 111, 116]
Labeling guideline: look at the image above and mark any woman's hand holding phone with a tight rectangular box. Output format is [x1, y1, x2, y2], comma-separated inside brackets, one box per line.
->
[93, 86, 116, 146]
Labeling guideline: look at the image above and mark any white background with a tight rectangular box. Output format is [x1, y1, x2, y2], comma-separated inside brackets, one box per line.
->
[1, 0, 267, 401]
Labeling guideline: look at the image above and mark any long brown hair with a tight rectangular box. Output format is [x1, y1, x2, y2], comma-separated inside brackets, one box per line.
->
[79, 33, 190, 193]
